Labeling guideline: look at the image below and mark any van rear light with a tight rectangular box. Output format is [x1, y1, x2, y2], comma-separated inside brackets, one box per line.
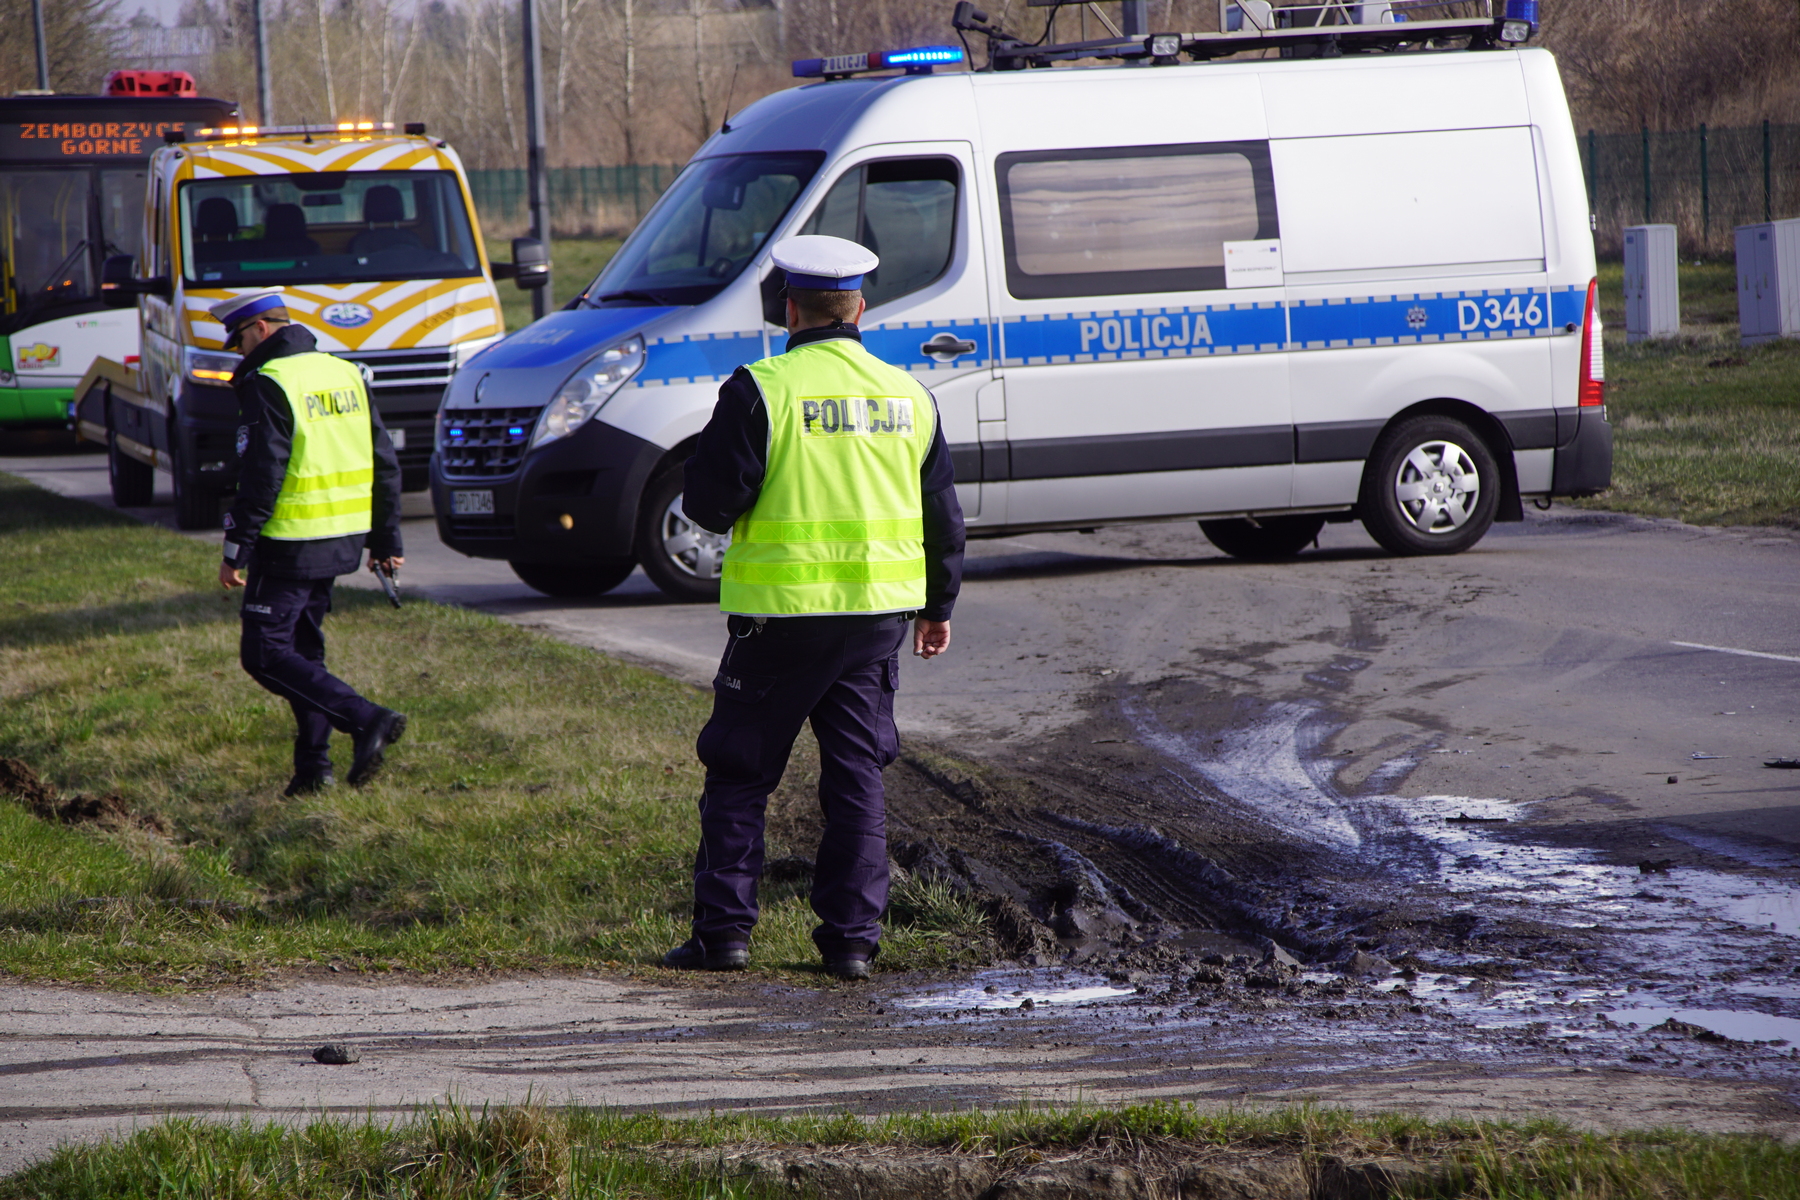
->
[1578, 276, 1605, 407]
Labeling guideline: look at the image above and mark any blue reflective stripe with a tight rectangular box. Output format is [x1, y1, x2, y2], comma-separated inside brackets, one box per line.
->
[635, 332, 768, 387]
[860, 320, 992, 372]
[619, 285, 1587, 389]
[1000, 303, 1285, 366]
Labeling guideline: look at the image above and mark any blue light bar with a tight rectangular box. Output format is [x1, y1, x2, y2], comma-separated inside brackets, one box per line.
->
[793, 43, 964, 79]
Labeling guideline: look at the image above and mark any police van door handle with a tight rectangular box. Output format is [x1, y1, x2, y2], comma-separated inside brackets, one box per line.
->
[920, 332, 977, 362]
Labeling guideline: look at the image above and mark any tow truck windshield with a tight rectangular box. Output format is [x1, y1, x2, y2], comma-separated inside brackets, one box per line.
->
[178, 170, 481, 286]
[584, 151, 822, 308]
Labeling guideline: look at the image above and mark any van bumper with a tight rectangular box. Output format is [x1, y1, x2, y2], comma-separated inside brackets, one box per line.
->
[1551, 406, 1613, 497]
[432, 417, 666, 564]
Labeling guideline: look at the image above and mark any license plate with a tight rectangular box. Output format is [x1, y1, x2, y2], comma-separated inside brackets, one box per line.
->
[451, 490, 494, 515]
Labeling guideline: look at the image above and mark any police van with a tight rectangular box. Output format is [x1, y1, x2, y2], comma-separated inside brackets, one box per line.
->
[432, 0, 1610, 600]
[76, 119, 544, 527]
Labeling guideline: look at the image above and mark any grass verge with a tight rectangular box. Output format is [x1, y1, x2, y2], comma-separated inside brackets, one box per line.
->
[0, 475, 989, 988]
[5, 1101, 1794, 1199]
[1580, 260, 1800, 527]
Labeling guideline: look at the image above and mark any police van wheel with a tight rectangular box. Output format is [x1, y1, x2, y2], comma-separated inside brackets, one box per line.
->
[1199, 514, 1325, 561]
[107, 432, 155, 508]
[1359, 415, 1499, 556]
[172, 471, 222, 531]
[636, 467, 727, 603]
[509, 559, 636, 598]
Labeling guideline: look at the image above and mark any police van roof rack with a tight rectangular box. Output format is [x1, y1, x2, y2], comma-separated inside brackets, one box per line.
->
[949, 0, 1536, 70]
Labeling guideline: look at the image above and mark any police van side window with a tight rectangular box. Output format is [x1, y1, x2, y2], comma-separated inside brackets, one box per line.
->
[800, 158, 958, 310]
[997, 142, 1277, 300]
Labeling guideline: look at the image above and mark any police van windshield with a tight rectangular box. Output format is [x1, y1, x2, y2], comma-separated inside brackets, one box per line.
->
[178, 170, 481, 286]
[584, 152, 822, 307]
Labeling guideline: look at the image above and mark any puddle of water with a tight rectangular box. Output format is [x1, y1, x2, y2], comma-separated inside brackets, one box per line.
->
[1604, 1005, 1800, 1046]
[1120, 694, 1800, 1070]
[896, 970, 1135, 1013]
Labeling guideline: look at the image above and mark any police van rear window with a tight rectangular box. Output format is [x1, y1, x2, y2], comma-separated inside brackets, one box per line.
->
[996, 141, 1279, 300]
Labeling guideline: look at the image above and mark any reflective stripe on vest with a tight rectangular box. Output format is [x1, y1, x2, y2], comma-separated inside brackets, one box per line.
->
[719, 338, 935, 616]
[258, 353, 375, 541]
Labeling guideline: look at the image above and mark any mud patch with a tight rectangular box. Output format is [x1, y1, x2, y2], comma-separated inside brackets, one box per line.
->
[0, 757, 165, 834]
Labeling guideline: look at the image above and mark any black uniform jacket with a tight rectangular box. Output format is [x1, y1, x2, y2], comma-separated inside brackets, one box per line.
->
[682, 322, 966, 622]
[222, 323, 403, 579]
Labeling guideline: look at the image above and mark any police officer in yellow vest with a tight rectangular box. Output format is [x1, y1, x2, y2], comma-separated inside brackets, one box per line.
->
[212, 289, 408, 795]
[665, 236, 966, 980]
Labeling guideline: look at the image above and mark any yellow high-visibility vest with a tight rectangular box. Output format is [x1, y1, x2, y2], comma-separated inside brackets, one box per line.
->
[719, 338, 935, 616]
[258, 353, 375, 541]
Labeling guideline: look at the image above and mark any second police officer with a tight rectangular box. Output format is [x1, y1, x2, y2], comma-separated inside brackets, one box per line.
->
[212, 288, 410, 796]
[664, 235, 966, 981]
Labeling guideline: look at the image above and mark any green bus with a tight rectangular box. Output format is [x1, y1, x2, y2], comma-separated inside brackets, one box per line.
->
[1, 88, 235, 431]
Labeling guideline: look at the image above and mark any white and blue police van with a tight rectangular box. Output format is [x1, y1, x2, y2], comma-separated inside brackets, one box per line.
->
[431, 0, 1610, 600]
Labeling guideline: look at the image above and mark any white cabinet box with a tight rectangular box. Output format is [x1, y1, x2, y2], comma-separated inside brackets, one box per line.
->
[1736, 218, 1800, 345]
[1623, 224, 1679, 343]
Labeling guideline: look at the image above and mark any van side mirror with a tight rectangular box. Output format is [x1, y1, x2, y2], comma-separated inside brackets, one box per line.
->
[100, 254, 171, 307]
[760, 269, 787, 328]
[493, 237, 549, 289]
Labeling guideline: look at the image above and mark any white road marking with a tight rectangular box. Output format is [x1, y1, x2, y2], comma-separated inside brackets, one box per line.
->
[1671, 640, 1800, 664]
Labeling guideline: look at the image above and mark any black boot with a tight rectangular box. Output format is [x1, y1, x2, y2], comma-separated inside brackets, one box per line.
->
[348, 708, 407, 786]
[661, 939, 749, 971]
[284, 770, 335, 797]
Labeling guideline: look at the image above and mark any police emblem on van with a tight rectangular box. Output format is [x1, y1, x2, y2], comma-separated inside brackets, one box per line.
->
[322, 302, 374, 328]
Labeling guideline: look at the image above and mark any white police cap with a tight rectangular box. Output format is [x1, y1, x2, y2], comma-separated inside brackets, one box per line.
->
[771, 235, 878, 291]
[208, 288, 290, 347]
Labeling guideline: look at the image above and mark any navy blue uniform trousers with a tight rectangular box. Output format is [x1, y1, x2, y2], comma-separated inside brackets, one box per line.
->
[239, 573, 383, 774]
[692, 614, 907, 960]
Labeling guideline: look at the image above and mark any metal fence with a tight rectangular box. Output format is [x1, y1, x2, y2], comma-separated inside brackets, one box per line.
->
[1586, 121, 1800, 256]
[466, 165, 684, 237]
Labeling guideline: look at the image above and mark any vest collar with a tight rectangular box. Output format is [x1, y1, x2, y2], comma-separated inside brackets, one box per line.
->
[783, 321, 862, 354]
[233, 322, 319, 384]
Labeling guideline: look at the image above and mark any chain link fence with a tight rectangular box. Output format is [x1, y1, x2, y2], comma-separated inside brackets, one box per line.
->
[1586, 121, 1800, 257]
[467, 165, 684, 238]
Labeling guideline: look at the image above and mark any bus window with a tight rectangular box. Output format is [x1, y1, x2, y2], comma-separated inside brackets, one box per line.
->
[100, 169, 149, 261]
[0, 169, 93, 320]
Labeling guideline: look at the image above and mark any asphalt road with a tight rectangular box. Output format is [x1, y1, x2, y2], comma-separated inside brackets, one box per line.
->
[5, 440, 1796, 849]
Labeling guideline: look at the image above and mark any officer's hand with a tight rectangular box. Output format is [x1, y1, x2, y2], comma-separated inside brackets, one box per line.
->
[368, 554, 405, 573]
[219, 562, 246, 589]
[913, 618, 951, 660]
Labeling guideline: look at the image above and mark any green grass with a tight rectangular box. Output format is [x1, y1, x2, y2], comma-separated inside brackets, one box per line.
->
[486, 236, 623, 332]
[1578, 260, 1800, 527]
[0, 475, 989, 988]
[6, 1101, 1796, 1199]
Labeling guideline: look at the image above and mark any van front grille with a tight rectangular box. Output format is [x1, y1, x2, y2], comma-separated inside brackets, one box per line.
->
[438, 406, 539, 478]
[340, 346, 457, 391]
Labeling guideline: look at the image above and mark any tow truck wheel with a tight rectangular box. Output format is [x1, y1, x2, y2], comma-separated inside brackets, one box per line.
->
[1199, 514, 1325, 561]
[1359, 414, 1499, 556]
[509, 559, 636, 598]
[171, 467, 222, 530]
[107, 431, 154, 508]
[636, 466, 727, 603]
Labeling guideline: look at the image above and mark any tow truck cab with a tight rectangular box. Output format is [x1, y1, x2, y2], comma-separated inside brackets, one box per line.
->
[75, 120, 543, 527]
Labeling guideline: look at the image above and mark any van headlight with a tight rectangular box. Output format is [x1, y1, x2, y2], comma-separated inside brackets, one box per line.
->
[530, 335, 645, 449]
[186, 348, 240, 384]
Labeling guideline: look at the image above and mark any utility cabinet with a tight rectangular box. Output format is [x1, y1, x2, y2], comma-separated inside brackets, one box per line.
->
[1622, 224, 1679, 343]
[1736, 218, 1800, 345]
